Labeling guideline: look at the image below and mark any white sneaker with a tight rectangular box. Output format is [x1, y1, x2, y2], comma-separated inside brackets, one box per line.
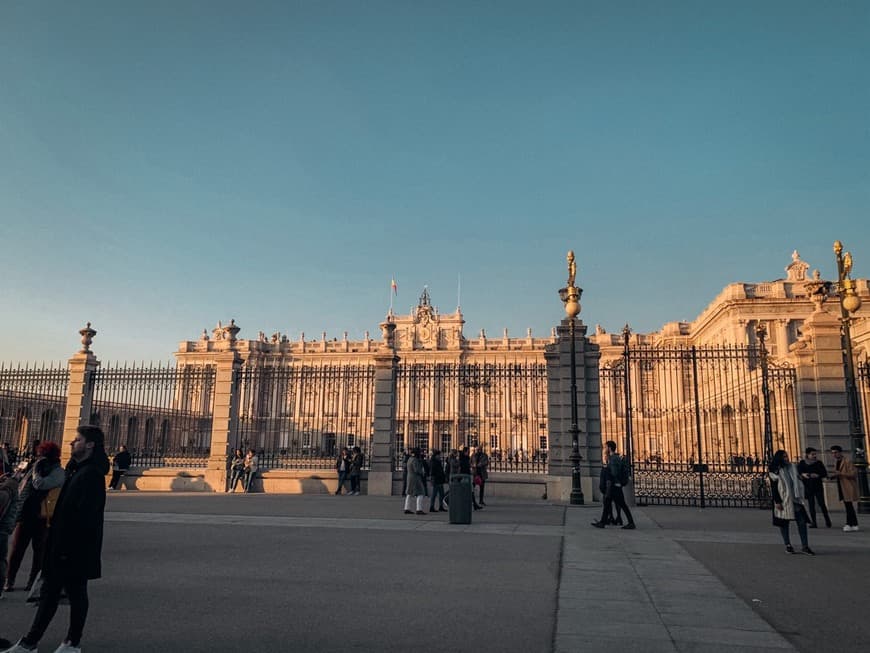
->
[1, 640, 37, 653]
[850, 525, 860, 532]
[53, 642, 82, 653]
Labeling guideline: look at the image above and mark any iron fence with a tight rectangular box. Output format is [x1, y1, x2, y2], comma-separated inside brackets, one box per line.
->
[393, 362, 549, 472]
[232, 364, 375, 470]
[0, 362, 69, 461]
[601, 344, 799, 507]
[90, 362, 215, 467]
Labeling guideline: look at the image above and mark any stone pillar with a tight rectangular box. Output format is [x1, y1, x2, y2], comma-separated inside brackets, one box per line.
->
[790, 306, 851, 454]
[367, 349, 400, 495]
[60, 351, 100, 466]
[204, 352, 242, 492]
[545, 318, 602, 502]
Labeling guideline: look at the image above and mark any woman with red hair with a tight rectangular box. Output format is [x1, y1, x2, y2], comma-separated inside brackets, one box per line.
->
[3, 441, 65, 593]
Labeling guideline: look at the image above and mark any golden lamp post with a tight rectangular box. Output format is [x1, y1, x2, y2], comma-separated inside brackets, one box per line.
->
[558, 250, 584, 505]
[833, 240, 870, 513]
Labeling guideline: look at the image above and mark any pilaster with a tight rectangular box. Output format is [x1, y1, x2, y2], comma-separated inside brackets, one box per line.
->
[204, 352, 242, 491]
[545, 318, 601, 502]
[60, 351, 100, 466]
[367, 349, 400, 495]
[790, 307, 851, 453]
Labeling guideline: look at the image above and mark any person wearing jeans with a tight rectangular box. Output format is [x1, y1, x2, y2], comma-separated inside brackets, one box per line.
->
[797, 447, 831, 528]
[769, 449, 814, 555]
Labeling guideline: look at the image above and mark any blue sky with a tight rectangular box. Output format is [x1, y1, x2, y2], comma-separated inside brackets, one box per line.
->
[1, 1, 868, 363]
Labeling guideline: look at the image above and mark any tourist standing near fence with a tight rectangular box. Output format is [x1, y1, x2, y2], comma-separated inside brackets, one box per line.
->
[829, 446, 859, 532]
[243, 449, 259, 494]
[403, 448, 427, 515]
[769, 449, 814, 556]
[428, 450, 447, 512]
[349, 446, 363, 495]
[334, 447, 350, 496]
[797, 447, 831, 528]
[3, 424, 109, 653]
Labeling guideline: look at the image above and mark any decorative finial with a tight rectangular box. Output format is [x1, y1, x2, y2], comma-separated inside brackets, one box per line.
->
[79, 322, 97, 353]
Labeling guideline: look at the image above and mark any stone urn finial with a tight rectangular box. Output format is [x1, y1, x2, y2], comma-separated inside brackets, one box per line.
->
[79, 322, 97, 353]
[225, 319, 240, 342]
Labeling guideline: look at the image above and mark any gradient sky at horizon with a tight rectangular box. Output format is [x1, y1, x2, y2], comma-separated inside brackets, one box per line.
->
[1, 1, 868, 363]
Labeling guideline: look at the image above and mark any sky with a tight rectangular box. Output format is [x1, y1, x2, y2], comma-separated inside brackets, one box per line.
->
[1, 1, 868, 364]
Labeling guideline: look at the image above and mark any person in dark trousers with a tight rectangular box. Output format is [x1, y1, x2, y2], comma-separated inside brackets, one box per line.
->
[334, 447, 350, 495]
[769, 449, 815, 555]
[472, 446, 490, 506]
[428, 449, 447, 512]
[348, 446, 364, 495]
[3, 424, 109, 653]
[829, 445, 859, 532]
[0, 471, 20, 601]
[797, 447, 830, 528]
[459, 446, 481, 510]
[598, 464, 623, 525]
[4, 442, 65, 593]
[108, 445, 131, 491]
[591, 441, 635, 529]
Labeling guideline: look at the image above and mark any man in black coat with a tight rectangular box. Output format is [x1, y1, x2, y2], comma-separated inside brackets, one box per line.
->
[3, 425, 109, 653]
[108, 444, 131, 491]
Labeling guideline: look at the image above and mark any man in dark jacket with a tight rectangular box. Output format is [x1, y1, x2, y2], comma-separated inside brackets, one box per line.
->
[108, 444, 131, 490]
[591, 440, 636, 530]
[3, 425, 109, 653]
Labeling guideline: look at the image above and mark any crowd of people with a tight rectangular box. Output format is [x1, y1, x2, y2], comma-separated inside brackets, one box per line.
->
[1, 426, 109, 653]
[398, 445, 489, 514]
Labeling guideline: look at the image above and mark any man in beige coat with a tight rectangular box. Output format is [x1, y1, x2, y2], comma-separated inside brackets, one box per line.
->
[829, 445, 859, 532]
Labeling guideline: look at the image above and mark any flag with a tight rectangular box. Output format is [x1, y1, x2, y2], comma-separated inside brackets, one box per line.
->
[391, 278, 398, 295]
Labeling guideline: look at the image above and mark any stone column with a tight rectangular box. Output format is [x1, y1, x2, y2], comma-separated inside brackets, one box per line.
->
[367, 348, 400, 495]
[60, 351, 100, 466]
[545, 318, 602, 502]
[790, 306, 851, 453]
[204, 352, 242, 492]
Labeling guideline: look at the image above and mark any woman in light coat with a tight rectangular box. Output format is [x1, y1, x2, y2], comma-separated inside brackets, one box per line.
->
[403, 448, 427, 515]
[769, 449, 814, 555]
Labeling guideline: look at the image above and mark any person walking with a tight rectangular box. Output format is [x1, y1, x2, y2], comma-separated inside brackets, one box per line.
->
[598, 463, 623, 526]
[107, 445, 131, 491]
[4, 442, 65, 594]
[428, 449, 447, 512]
[472, 446, 490, 506]
[591, 441, 635, 529]
[2, 424, 109, 653]
[829, 445, 859, 532]
[348, 446, 364, 495]
[334, 447, 351, 495]
[797, 447, 831, 528]
[243, 448, 259, 493]
[227, 448, 245, 493]
[403, 448, 427, 515]
[769, 449, 815, 555]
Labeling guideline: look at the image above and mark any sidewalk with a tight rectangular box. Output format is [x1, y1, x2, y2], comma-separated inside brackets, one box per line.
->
[556, 505, 795, 652]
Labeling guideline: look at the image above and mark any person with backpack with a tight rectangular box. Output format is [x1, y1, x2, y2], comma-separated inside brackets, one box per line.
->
[591, 440, 635, 530]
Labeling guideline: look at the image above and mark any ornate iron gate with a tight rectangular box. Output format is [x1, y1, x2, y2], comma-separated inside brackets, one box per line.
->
[600, 341, 800, 507]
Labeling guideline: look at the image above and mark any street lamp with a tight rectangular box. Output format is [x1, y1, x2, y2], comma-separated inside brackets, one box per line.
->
[558, 250, 584, 505]
[755, 322, 774, 466]
[833, 241, 870, 513]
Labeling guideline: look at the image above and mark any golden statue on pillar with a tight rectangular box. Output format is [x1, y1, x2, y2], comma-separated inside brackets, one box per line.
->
[567, 250, 576, 288]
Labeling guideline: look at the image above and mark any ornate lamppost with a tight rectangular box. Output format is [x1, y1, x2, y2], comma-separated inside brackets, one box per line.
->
[833, 241, 870, 513]
[558, 250, 584, 505]
[755, 323, 774, 465]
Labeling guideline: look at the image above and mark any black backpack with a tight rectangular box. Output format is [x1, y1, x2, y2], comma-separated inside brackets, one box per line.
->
[616, 456, 631, 486]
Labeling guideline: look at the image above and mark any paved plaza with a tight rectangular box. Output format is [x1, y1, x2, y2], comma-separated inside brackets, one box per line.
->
[1, 494, 867, 652]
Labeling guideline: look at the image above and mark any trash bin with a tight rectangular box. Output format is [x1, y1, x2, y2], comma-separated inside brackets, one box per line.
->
[448, 474, 473, 524]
